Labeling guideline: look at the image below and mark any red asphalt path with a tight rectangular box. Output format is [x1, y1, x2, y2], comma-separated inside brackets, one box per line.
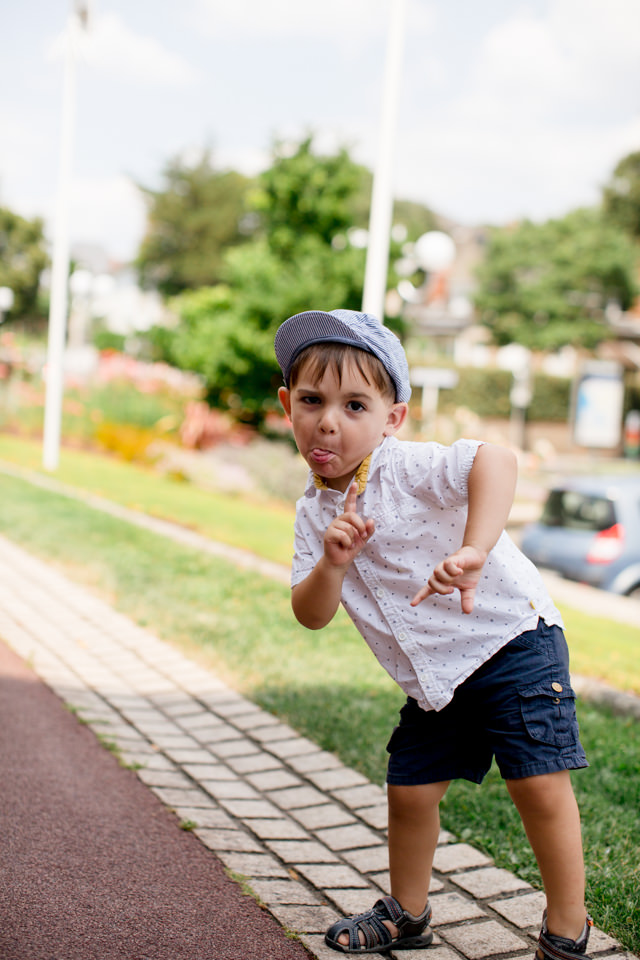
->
[0, 640, 312, 960]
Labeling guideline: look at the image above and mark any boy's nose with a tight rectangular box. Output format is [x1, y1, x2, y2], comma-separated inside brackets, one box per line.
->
[318, 410, 338, 433]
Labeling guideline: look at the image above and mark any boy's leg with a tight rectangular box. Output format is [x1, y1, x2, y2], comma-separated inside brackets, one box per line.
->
[333, 780, 448, 948]
[506, 770, 586, 941]
[388, 781, 450, 916]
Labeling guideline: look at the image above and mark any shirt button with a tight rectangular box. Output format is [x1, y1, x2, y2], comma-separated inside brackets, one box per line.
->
[551, 682, 563, 693]
[398, 632, 407, 641]
[376, 588, 385, 598]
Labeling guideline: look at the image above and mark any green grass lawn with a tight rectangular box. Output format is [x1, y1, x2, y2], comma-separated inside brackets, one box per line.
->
[0, 467, 638, 950]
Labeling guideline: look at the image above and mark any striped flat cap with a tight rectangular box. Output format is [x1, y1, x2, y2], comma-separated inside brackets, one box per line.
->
[274, 308, 411, 402]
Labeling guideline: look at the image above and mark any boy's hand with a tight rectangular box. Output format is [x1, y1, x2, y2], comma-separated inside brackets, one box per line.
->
[324, 482, 375, 568]
[410, 545, 488, 614]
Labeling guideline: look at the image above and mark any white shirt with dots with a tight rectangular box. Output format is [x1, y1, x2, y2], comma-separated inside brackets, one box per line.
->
[291, 436, 563, 712]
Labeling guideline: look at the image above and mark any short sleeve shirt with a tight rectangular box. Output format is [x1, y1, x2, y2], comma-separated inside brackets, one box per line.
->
[291, 436, 563, 712]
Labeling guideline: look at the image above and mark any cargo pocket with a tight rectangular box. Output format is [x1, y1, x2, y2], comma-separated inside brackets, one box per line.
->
[518, 681, 579, 747]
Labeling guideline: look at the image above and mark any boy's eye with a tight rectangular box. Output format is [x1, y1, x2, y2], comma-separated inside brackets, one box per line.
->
[347, 400, 365, 412]
[301, 395, 320, 405]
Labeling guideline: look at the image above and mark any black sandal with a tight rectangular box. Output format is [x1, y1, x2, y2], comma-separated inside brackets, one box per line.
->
[325, 895, 433, 954]
[536, 910, 594, 960]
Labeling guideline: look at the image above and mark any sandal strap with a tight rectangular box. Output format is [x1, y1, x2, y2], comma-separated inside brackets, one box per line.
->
[538, 912, 594, 960]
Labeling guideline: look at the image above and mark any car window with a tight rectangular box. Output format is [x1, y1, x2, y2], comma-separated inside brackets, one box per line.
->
[541, 490, 616, 531]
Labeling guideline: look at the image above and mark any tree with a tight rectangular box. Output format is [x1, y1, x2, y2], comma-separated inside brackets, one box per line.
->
[0, 207, 48, 320]
[474, 208, 638, 351]
[135, 150, 252, 297]
[602, 151, 640, 239]
[250, 136, 369, 258]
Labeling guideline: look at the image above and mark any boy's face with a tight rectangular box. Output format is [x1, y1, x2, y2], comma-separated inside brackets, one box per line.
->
[278, 354, 407, 492]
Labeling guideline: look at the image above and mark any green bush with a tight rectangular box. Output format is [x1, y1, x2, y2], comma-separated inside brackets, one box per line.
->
[439, 367, 571, 421]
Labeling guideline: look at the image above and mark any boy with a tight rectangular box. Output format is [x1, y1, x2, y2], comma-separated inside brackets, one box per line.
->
[274, 308, 592, 957]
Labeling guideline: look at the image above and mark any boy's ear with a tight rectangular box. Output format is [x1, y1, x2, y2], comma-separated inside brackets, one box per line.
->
[278, 386, 292, 419]
[384, 402, 408, 436]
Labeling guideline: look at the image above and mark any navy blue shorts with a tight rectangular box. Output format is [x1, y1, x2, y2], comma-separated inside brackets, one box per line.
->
[386, 620, 589, 784]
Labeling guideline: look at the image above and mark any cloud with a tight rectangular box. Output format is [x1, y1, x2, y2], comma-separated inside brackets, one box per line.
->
[47, 11, 197, 87]
[395, 0, 640, 222]
[194, 0, 434, 46]
[64, 174, 147, 261]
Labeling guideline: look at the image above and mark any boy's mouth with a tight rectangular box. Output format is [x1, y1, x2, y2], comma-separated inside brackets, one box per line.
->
[310, 447, 335, 465]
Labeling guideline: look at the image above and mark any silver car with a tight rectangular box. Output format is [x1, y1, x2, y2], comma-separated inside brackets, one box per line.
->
[520, 474, 640, 598]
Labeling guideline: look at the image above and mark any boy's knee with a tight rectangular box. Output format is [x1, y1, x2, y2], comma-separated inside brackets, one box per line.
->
[507, 770, 576, 815]
[388, 781, 449, 819]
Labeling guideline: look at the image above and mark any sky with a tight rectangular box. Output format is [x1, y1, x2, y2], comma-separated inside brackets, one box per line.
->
[2, 0, 640, 264]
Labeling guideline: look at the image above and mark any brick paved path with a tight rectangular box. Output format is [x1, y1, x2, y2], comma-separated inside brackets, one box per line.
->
[0, 534, 633, 960]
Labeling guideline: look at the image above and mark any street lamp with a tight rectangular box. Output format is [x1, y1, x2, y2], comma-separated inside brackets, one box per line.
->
[42, 1, 89, 472]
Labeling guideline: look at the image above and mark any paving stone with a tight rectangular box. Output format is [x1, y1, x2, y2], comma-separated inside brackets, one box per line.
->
[433, 843, 492, 873]
[182, 762, 238, 781]
[268, 785, 328, 810]
[294, 863, 371, 890]
[252, 723, 299, 742]
[332, 784, 386, 808]
[269, 903, 338, 934]
[266, 737, 320, 759]
[228, 710, 279, 731]
[489, 891, 546, 928]
[316, 824, 382, 852]
[150, 786, 213, 808]
[176, 710, 225, 729]
[205, 697, 253, 718]
[246, 769, 302, 791]
[194, 827, 263, 852]
[586, 927, 622, 953]
[244, 819, 308, 841]
[287, 751, 343, 774]
[300, 934, 343, 960]
[171, 806, 235, 829]
[306, 768, 370, 791]
[440, 920, 528, 958]
[354, 804, 388, 830]
[215, 851, 290, 878]
[162, 747, 215, 765]
[438, 829, 456, 844]
[192, 724, 241, 745]
[247, 878, 322, 906]
[217, 798, 284, 819]
[451, 867, 532, 899]
[225, 752, 283, 774]
[340, 846, 389, 873]
[265, 840, 339, 864]
[324, 888, 381, 916]
[291, 804, 357, 830]
[430, 892, 487, 925]
[208, 737, 259, 758]
[368, 870, 390, 892]
[198, 723, 246, 743]
[135, 768, 193, 789]
[200, 778, 260, 800]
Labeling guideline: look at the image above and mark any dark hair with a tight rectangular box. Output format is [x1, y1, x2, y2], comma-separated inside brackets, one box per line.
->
[289, 342, 396, 401]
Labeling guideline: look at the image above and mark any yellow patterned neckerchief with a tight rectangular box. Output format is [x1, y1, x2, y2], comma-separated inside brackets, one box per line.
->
[313, 453, 372, 495]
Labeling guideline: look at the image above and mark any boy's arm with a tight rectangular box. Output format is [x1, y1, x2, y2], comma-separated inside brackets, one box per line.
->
[292, 482, 375, 630]
[411, 443, 517, 613]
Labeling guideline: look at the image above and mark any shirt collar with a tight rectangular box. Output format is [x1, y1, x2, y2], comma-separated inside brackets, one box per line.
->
[312, 453, 372, 494]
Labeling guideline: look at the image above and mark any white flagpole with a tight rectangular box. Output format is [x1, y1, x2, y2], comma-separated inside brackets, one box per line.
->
[43, 3, 87, 471]
[361, 0, 406, 321]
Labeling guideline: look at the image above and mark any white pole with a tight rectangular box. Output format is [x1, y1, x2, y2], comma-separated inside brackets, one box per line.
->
[361, 0, 406, 321]
[43, 7, 81, 472]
